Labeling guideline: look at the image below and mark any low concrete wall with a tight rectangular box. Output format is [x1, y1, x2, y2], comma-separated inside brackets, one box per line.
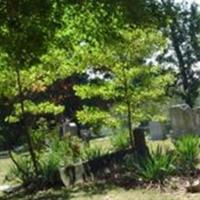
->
[59, 148, 133, 187]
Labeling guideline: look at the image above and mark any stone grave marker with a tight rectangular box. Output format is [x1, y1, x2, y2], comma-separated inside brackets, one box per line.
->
[149, 121, 166, 140]
[59, 119, 78, 137]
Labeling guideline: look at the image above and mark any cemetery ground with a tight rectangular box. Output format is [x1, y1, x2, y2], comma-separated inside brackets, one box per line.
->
[1, 138, 200, 200]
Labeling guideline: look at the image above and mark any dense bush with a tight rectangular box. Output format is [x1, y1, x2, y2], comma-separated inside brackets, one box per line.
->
[38, 151, 62, 187]
[134, 146, 175, 183]
[8, 154, 35, 186]
[110, 132, 130, 151]
[173, 134, 200, 171]
[8, 135, 83, 187]
[8, 153, 61, 187]
[49, 135, 82, 165]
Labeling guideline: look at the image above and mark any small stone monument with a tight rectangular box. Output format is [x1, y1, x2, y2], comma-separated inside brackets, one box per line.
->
[149, 121, 166, 140]
[68, 122, 78, 136]
[60, 119, 78, 137]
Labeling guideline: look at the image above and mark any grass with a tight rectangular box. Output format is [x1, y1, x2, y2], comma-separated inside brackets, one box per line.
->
[0, 138, 173, 185]
[0, 138, 191, 200]
[147, 139, 174, 151]
[0, 156, 12, 185]
[91, 136, 174, 152]
[89, 137, 112, 153]
[1, 183, 200, 200]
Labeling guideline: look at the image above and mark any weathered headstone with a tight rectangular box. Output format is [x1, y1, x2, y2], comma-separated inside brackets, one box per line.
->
[192, 107, 200, 135]
[149, 121, 166, 140]
[59, 118, 70, 137]
[68, 122, 78, 136]
[170, 104, 195, 137]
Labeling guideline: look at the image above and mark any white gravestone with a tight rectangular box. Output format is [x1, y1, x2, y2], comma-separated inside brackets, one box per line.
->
[149, 121, 166, 140]
[60, 120, 78, 137]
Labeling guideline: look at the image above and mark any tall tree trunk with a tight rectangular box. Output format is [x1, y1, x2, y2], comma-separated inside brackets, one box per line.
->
[133, 127, 149, 158]
[15, 67, 39, 176]
[7, 0, 39, 177]
[122, 67, 134, 149]
[127, 100, 134, 149]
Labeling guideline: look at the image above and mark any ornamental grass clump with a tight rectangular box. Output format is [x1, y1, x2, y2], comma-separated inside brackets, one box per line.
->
[173, 134, 200, 172]
[134, 146, 175, 184]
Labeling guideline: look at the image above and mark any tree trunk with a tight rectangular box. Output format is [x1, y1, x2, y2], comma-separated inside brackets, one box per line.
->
[15, 67, 39, 176]
[133, 127, 149, 158]
[127, 100, 134, 149]
[122, 67, 134, 149]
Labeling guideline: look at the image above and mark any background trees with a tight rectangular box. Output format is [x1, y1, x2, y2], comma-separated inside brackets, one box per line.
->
[156, 0, 200, 107]
[0, 0, 67, 175]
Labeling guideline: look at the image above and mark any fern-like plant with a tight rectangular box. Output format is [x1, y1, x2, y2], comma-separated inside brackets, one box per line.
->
[134, 146, 175, 183]
[173, 134, 200, 171]
[110, 132, 130, 151]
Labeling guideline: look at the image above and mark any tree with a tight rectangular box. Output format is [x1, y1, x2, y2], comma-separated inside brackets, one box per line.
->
[0, 0, 126, 175]
[0, 0, 66, 176]
[74, 27, 172, 148]
[157, 0, 200, 107]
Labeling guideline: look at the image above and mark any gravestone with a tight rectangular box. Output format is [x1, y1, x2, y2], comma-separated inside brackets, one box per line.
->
[170, 104, 195, 137]
[149, 121, 166, 140]
[59, 118, 70, 137]
[192, 107, 200, 135]
[68, 122, 78, 136]
[59, 119, 78, 137]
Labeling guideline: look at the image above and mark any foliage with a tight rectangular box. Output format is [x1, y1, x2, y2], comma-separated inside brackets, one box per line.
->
[0, 1, 67, 110]
[81, 145, 105, 161]
[173, 134, 200, 171]
[134, 146, 175, 183]
[74, 27, 172, 142]
[8, 155, 35, 186]
[8, 153, 60, 187]
[110, 132, 130, 151]
[8, 134, 83, 187]
[157, 1, 200, 107]
[38, 151, 63, 187]
[0, 0, 69, 176]
[0, 0, 186, 189]
[48, 135, 83, 166]
[31, 118, 49, 152]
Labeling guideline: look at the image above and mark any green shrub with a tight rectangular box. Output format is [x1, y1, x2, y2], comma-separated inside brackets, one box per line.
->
[38, 150, 62, 186]
[134, 146, 175, 183]
[8, 135, 83, 187]
[111, 132, 130, 151]
[8, 155, 35, 186]
[173, 134, 200, 171]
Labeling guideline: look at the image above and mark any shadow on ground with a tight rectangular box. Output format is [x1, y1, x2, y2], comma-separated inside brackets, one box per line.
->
[0, 178, 138, 200]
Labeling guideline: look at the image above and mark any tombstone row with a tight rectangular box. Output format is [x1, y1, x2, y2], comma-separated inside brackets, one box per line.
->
[149, 104, 200, 140]
[60, 104, 200, 141]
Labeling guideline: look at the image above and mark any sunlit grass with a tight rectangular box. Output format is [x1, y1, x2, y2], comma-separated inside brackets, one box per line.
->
[0, 138, 200, 200]
[147, 138, 174, 151]
[1, 184, 200, 200]
[0, 157, 12, 185]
